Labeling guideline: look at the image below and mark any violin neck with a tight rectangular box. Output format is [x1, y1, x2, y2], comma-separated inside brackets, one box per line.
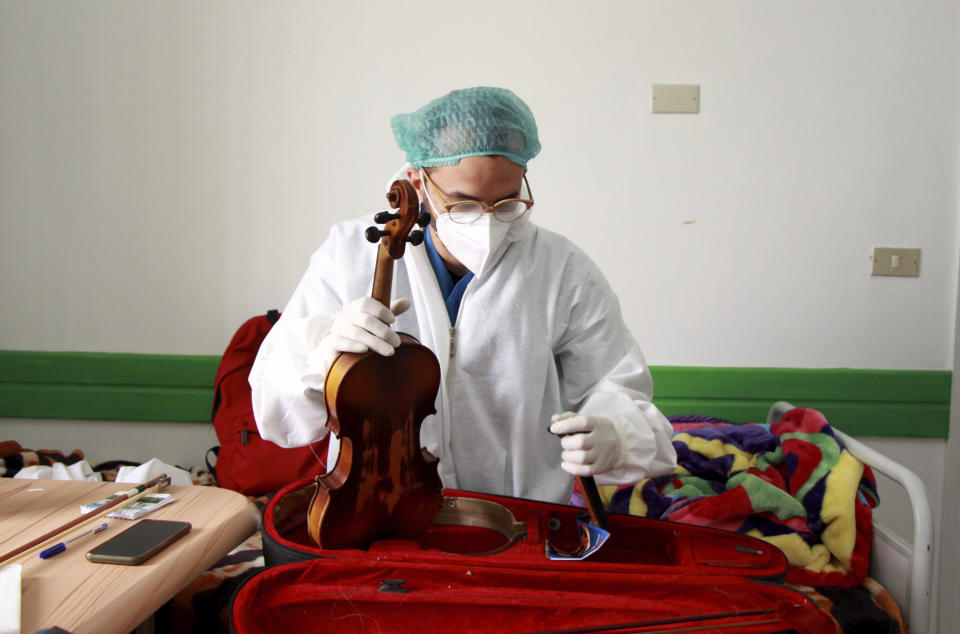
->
[371, 242, 394, 307]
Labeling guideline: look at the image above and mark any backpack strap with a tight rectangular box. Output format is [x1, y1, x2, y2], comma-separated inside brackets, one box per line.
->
[205, 446, 219, 485]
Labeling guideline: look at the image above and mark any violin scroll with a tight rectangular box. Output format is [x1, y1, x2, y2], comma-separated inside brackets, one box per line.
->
[362, 180, 423, 259]
[366, 181, 431, 248]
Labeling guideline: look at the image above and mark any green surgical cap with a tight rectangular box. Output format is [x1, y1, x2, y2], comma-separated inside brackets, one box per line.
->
[391, 86, 541, 168]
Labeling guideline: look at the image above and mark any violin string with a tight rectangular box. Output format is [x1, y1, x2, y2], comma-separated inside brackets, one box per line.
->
[309, 440, 327, 469]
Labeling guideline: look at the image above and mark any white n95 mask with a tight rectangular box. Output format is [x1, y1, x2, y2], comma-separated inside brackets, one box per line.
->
[421, 168, 533, 278]
[434, 213, 513, 278]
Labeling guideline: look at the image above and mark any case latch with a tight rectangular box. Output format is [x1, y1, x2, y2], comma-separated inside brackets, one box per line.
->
[378, 579, 409, 594]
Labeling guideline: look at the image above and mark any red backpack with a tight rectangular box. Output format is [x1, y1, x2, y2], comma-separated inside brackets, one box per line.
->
[209, 310, 329, 495]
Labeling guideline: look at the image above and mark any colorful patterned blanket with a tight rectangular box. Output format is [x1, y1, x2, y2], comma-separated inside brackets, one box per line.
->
[598, 407, 879, 587]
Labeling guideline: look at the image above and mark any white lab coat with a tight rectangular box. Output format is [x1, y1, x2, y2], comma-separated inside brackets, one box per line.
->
[250, 212, 677, 504]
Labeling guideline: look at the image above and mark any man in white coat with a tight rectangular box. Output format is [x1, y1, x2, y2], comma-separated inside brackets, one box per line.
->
[249, 87, 676, 504]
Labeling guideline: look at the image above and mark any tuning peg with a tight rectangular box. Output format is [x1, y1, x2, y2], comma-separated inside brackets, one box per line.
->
[417, 210, 431, 228]
[365, 227, 388, 243]
[374, 211, 401, 224]
[407, 230, 424, 246]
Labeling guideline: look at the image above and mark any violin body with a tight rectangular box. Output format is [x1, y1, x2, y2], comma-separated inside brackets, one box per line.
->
[307, 335, 442, 549]
[306, 179, 444, 550]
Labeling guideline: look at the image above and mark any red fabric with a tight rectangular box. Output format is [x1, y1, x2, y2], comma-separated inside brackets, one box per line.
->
[783, 439, 823, 494]
[238, 483, 837, 633]
[212, 313, 328, 495]
[262, 480, 790, 578]
[232, 559, 835, 634]
[666, 484, 754, 531]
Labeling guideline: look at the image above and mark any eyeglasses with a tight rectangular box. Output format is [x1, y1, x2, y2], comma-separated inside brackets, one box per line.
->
[421, 169, 534, 224]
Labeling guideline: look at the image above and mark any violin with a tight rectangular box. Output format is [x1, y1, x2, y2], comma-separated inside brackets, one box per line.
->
[307, 180, 444, 550]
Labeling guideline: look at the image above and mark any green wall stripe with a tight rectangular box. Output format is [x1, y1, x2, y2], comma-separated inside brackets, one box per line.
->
[0, 384, 214, 423]
[0, 350, 951, 437]
[652, 366, 950, 404]
[0, 350, 219, 387]
[650, 366, 952, 437]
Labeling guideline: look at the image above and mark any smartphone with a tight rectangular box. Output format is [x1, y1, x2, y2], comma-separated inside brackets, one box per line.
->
[86, 519, 191, 565]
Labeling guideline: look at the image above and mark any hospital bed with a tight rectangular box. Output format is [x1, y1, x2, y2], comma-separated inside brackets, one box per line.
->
[766, 401, 935, 634]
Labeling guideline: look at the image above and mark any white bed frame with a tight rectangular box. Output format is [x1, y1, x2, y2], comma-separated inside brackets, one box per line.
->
[766, 402, 934, 634]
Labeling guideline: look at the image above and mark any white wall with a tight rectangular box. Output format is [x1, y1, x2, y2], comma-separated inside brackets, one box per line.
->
[0, 417, 219, 470]
[1, 2, 957, 626]
[939, 280, 960, 631]
[1, 1, 956, 368]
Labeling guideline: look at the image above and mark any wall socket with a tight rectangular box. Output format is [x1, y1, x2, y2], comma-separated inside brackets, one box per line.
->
[872, 247, 920, 277]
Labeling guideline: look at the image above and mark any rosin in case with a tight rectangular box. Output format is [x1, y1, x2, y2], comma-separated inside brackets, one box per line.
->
[86, 519, 191, 565]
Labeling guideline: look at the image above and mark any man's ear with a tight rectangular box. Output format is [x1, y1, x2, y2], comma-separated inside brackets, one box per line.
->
[406, 167, 423, 199]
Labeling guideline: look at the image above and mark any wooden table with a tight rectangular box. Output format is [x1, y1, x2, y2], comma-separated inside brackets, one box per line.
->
[0, 478, 259, 634]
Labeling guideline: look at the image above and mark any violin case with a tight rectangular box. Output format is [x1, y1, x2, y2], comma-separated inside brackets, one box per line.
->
[229, 478, 835, 634]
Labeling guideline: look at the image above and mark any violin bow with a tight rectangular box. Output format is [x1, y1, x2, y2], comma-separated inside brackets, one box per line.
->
[576, 475, 607, 530]
[522, 608, 781, 633]
[0, 474, 171, 565]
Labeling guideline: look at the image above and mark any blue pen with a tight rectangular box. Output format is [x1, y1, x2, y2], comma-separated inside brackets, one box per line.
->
[39, 522, 108, 559]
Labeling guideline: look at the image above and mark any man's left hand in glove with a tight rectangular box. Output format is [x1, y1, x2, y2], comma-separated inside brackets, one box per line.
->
[549, 412, 628, 476]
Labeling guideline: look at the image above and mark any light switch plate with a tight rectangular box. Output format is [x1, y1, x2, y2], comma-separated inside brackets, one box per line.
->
[872, 247, 920, 277]
[652, 84, 700, 114]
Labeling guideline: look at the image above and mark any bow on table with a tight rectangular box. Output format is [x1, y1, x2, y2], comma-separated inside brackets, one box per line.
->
[0, 473, 172, 565]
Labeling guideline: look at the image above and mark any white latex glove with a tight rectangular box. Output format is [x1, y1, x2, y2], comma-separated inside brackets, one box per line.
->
[321, 295, 410, 360]
[301, 297, 411, 391]
[549, 412, 628, 476]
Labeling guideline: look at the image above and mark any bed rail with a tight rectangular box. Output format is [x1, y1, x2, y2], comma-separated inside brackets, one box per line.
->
[766, 401, 933, 634]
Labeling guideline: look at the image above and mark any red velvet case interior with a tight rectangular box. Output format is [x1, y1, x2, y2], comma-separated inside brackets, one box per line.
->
[233, 479, 834, 633]
[262, 478, 789, 579]
[231, 558, 835, 634]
